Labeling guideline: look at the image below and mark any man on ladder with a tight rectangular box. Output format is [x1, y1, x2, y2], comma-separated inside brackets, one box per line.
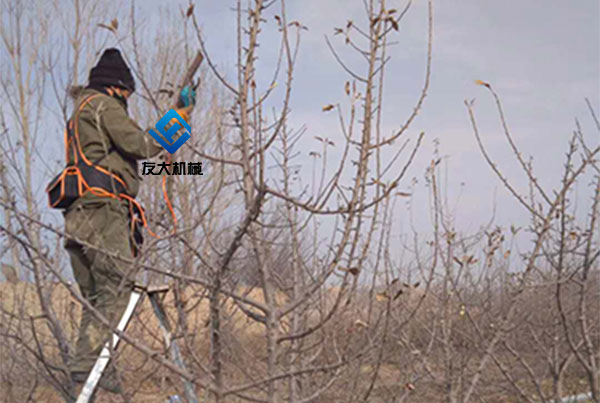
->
[61, 48, 194, 397]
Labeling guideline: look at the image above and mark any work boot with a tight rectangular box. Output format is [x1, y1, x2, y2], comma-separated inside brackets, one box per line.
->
[71, 365, 123, 394]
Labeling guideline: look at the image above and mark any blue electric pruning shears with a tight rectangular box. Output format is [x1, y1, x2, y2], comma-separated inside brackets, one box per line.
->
[178, 83, 198, 108]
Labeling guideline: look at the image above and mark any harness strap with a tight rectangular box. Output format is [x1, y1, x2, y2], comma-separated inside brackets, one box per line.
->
[70, 93, 176, 240]
[68, 94, 130, 196]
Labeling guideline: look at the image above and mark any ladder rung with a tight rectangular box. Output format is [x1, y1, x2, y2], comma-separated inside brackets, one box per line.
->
[134, 283, 171, 295]
[147, 284, 170, 294]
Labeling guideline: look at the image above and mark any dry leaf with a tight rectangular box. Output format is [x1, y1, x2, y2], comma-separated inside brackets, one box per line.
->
[475, 79, 491, 88]
[376, 292, 388, 302]
[453, 257, 463, 267]
[354, 319, 368, 328]
[447, 231, 456, 244]
[345, 81, 350, 95]
[503, 250, 511, 259]
[393, 289, 404, 300]
[396, 192, 411, 197]
[322, 104, 335, 112]
[405, 383, 415, 391]
[389, 17, 399, 31]
[97, 23, 113, 32]
[413, 282, 420, 288]
[98, 18, 118, 33]
[370, 178, 386, 188]
[186, 4, 194, 18]
[338, 266, 359, 276]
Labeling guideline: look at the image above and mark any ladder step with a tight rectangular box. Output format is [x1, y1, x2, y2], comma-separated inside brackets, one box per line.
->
[147, 284, 171, 294]
[134, 282, 171, 295]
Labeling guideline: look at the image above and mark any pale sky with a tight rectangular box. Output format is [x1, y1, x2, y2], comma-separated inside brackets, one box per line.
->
[26, 0, 600, 242]
[183, 0, 600, 235]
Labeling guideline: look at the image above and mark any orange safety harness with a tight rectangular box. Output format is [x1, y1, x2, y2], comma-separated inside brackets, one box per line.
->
[46, 93, 177, 246]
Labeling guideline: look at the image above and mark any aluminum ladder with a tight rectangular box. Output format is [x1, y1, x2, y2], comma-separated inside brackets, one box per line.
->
[76, 284, 198, 403]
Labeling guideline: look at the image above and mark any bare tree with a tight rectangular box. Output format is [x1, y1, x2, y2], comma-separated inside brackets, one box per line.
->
[1, 1, 597, 402]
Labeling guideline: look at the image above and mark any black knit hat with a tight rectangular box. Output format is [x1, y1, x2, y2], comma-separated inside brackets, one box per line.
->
[88, 48, 136, 92]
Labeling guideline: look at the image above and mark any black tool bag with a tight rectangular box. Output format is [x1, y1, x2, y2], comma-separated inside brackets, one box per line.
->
[46, 166, 83, 210]
[46, 145, 126, 210]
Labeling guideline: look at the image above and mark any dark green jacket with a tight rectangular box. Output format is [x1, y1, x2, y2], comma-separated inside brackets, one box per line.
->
[68, 88, 163, 209]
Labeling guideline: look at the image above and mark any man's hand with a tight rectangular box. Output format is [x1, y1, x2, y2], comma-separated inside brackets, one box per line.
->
[174, 85, 196, 124]
[174, 105, 193, 125]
